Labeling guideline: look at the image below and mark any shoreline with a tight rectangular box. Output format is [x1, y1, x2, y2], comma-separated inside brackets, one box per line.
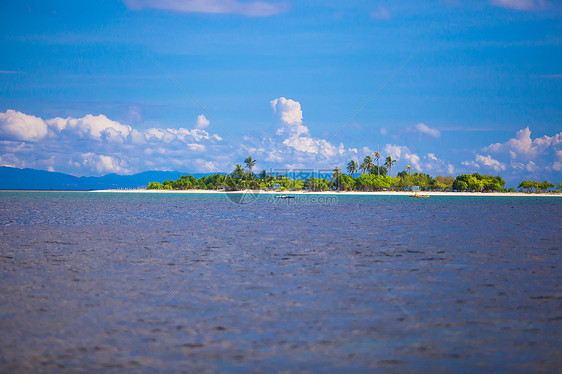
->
[90, 189, 562, 197]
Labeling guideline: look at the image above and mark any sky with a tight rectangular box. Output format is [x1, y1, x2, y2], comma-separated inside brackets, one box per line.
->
[0, 0, 561, 186]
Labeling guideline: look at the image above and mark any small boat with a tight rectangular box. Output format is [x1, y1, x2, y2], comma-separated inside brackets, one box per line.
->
[409, 186, 429, 198]
[276, 195, 295, 199]
[409, 192, 430, 198]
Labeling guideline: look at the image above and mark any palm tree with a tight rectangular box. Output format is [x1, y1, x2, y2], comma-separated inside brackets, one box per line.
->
[363, 156, 373, 173]
[258, 169, 267, 181]
[347, 160, 358, 175]
[406, 165, 412, 175]
[384, 156, 396, 176]
[233, 164, 244, 178]
[244, 156, 256, 173]
[373, 151, 380, 176]
[332, 167, 342, 180]
[359, 161, 367, 174]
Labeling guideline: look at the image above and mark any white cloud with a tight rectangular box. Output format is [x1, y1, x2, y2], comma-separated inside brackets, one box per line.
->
[0, 110, 225, 176]
[384, 144, 408, 160]
[145, 128, 176, 143]
[187, 143, 206, 152]
[0, 110, 48, 142]
[47, 114, 133, 143]
[80, 153, 129, 175]
[196, 114, 210, 129]
[406, 153, 421, 170]
[271, 97, 304, 131]
[421, 153, 453, 174]
[270, 97, 344, 160]
[484, 127, 561, 158]
[193, 159, 219, 172]
[511, 160, 537, 172]
[0, 153, 26, 169]
[384, 144, 423, 172]
[461, 160, 479, 169]
[414, 123, 441, 138]
[476, 154, 507, 171]
[481, 127, 562, 176]
[240, 97, 363, 170]
[462, 154, 507, 172]
[490, 0, 547, 11]
[123, 0, 288, 17]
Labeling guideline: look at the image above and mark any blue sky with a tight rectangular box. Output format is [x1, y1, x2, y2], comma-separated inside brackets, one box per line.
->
[0, 0, 561, 185]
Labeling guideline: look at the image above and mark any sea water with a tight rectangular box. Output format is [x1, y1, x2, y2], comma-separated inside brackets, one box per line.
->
[0, 191, 560, 372]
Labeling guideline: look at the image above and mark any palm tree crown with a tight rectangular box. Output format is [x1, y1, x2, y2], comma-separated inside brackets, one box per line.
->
[332, 167, 342, 180]
[233, 164, 244, 177]
[347, 160, 358, 175]
[373, 151, 381, 176]
[244, 156, 256, 173]
[359, 161, 367, 174]
[384, 156, 396, 176]
[363, 156, 373, 173]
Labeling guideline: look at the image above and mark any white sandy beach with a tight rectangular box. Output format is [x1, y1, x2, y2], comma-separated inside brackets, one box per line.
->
[90, 189, 562, 197]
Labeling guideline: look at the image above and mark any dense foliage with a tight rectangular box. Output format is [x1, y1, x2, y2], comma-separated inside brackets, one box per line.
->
[147, 156, 560, 193]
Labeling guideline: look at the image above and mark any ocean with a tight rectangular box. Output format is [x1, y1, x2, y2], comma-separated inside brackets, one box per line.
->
[0, 191, 560, 372]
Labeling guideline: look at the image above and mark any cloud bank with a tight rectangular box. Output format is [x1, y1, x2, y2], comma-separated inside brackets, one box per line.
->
[0, 109, 225, 175]
[1, 104, 558, 184]
[462, 127, 561, 176]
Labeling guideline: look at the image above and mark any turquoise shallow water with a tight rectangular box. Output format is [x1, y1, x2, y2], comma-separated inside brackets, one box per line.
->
[0, 191, 561, 372]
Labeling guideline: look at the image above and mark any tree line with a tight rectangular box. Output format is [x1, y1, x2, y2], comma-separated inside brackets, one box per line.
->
[147, 155, 562, 193]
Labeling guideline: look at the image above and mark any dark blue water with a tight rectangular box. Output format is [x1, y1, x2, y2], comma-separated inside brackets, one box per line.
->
[0, 192, 561, 372]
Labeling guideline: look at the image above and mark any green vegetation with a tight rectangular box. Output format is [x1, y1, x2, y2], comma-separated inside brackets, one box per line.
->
[518, 180, 556, 192]
[452, 173, 505, 192]
[146, 156, 561, 194]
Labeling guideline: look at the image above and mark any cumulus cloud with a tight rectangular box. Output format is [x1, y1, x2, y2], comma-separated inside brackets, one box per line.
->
[239, 97, 361, 169]
[271, 97, 304, 131]
[270, 97, 342, 160]
[0, 110, 225, 176]
[447, 164, 455, 175]
[484, 127, 561, 158]
[381, 145, 454, 175]
[0, 110, 48, 142]
[423, 153, 455, 175]
[490, 0, 548, 11]
[123, 0, 288, 17]
[413, 123, 441, 138]
[427, 153, 438, 161]
[384, 144, 421, 171]
[511, 160, 537, 172]
[481, 127, 562, 175]
[47, 114, 133, 143]
[80, 153, 129, 175]
[462, 154, 507, 172]
[476, 154, 507, 172]
[196, 114, 210, 129]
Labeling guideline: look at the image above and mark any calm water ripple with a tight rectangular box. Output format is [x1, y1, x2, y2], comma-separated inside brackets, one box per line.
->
[0, 191, 561, 372]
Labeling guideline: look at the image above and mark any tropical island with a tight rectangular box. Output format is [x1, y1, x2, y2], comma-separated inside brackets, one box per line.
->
[144, 156, 562, 194]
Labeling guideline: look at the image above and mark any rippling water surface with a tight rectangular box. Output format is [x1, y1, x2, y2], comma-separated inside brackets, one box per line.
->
[0, 191, 561, 372]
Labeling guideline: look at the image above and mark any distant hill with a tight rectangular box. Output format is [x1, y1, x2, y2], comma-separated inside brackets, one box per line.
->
[0, 167, 214, 190]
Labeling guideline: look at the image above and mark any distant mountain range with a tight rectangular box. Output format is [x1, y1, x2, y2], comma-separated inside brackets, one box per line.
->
[0, 167, 213, 190]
